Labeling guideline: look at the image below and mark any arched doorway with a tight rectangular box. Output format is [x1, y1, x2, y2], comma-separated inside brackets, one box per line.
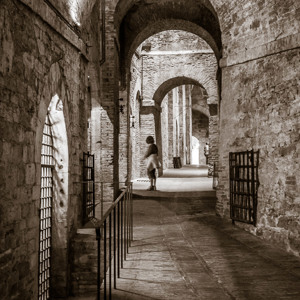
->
[38, 94, 69, 299]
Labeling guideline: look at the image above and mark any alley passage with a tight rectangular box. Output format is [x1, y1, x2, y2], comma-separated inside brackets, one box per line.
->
[95, 166, 300, 300]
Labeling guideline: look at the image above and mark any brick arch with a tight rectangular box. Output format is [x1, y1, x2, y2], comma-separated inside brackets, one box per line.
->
[115, 0, 222, 84]
[128, 19, 220, 69]
[114, 0, 219, 30]
[150, 68, 218, 107]
[153, 76, 203, 105]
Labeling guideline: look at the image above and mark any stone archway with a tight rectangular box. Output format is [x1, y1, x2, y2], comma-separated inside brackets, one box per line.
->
[114, 0, 222, 84]
[148, 68, 218, 170]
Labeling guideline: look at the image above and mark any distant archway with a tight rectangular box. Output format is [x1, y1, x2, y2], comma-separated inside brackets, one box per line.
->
[153, 77, 203, 105]
[191, 136, 201, 165]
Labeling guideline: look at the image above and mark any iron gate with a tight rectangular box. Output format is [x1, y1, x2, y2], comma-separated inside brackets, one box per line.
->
[82, 152, 95, 224]
[229, 150, 259, 225]
[38, 115, 54, 300]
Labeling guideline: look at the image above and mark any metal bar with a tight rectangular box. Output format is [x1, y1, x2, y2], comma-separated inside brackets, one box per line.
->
[113, 207, 116, 289]
[109, 214, 112, 300]
[242, 152, 245, 221]
[130, 183, 133, 244]
[96, 228, 101, 300]
[101, 182, 104, 219]
[121, 195, 123, 268]
[247, 151, 251, 223]
[104, 220, 107, 300]
[126, 189, 128, 254]
[117, 201, 120, 277]
[124, 190, 127, 259]
[92, 155, 95, 218]
[256, 151, 260, 223]
[252, 150, 256, 225]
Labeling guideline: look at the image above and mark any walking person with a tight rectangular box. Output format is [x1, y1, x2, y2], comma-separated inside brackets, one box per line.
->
[204, 142, 209, 164]
[144, 135, 159, 191]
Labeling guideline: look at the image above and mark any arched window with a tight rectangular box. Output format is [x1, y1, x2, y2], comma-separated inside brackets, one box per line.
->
[38, 94, 69, 299]
[38, 114, 54, 299]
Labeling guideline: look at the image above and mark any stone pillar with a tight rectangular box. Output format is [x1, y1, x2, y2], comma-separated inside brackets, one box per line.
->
[119, 88, 128, 186]
[160, 95, 169, 171]
[99, 4, 120, 201]
[173, 88, 179, 157]
[168, 91, 174, 168]
[207, 102, 219, 176]
[186, 85, 192, 165]
[182, 85, 187, 165]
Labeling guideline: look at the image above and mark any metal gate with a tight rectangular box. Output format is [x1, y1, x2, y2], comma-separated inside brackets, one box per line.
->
[82, 152, 95, 224]
[229, 150, 259, 226]
[38, 115, 54, 300]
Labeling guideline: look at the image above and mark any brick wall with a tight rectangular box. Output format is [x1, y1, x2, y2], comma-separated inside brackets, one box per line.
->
[217, 48, 300, 256]
[0, 0, 90, 298]
[213, 0, 300, 256]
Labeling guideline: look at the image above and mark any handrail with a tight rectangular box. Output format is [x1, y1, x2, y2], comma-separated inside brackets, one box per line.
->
[95, 183, 133, 300]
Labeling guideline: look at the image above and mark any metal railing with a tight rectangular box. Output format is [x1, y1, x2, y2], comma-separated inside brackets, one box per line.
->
[95, 183, 133, 300]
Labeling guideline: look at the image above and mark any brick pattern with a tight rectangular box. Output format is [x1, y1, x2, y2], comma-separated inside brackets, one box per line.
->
[217, 48, 300, 256]
[0, 0, 89, 299]
[129, 52, 142, 179]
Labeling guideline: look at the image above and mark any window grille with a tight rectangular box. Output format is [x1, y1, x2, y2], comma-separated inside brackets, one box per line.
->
[82, 152, 95, 224]
[229, 150, 259, 226]
[38, 114, 54, 300]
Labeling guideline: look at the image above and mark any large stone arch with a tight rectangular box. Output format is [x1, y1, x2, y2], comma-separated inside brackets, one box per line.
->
[114, 0, 222, 85]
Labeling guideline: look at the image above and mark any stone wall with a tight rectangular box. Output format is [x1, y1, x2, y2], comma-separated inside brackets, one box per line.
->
[214, 0, 300, 256]
[129, 51, 142, 179]
[98, 1, 120, 201]
[218, 48, 300, 256]
[0, 0, 90, 298]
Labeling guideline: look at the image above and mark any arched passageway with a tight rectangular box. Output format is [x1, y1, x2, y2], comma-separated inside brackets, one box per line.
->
[127, 30, 219, 178]
[1, 1, 300, 298]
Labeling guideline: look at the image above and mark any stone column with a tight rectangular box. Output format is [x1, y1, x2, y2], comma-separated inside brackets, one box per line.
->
[182, 85, 187, 165]
[168, 91, 174, 168]
[186, 85, 192, 165]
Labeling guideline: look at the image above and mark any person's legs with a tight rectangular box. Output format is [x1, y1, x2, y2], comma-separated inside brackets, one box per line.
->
[147, 169, 156, 190]
[153, 169, 157, 190]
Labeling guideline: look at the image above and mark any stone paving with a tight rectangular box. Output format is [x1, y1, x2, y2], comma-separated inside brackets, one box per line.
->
[68, 166, 300, 300]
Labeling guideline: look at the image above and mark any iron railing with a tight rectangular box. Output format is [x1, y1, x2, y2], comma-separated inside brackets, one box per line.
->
[95, 183, 133, 300]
